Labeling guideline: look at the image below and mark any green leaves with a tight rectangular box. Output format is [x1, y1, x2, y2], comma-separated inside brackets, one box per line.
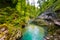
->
[38, 0, 60, 14]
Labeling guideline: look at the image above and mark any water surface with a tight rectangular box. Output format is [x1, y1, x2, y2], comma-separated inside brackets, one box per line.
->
[21, 24, 47, 40]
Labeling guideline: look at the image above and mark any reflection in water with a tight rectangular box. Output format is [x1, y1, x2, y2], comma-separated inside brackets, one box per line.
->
[20, 24, 47, 40]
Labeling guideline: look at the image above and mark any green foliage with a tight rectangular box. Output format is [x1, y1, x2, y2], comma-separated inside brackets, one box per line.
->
[38, 0, 60, 14]
[0, 0, 39, 27]
[54, 0, 60, 11]
[15, 0, 39, 23]
[37, 0, 60, 34]
[0, 0, 60, 39]
[0, 0, 60, 27]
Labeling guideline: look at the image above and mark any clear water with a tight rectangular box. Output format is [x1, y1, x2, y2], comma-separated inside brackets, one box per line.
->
[21, 24, 47, 40]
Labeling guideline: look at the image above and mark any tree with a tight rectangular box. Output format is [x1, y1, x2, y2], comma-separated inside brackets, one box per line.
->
[38, 0, 60, 15]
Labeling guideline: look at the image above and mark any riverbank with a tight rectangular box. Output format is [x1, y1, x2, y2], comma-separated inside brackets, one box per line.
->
[0, 23, 21, 40]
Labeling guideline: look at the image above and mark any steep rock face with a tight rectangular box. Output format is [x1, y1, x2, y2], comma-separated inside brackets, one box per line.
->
[54, 19, 60, 26]
[37, 10, 60, 26]
[36, 9, 60, 40]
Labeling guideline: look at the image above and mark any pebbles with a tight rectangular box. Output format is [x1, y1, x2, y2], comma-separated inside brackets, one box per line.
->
[44, 29, 60, 40]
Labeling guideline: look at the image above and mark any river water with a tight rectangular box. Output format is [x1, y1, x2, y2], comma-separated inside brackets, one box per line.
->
[20, 24, 47, 40]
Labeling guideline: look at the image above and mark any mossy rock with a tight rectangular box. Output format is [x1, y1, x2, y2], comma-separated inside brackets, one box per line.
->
[0, 23, 21, 40]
